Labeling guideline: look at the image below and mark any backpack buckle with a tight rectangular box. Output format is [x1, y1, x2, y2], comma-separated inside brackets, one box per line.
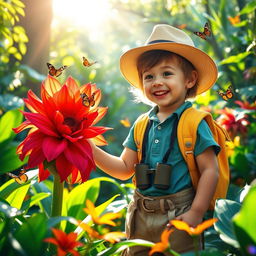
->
[185, 150, 194, 155]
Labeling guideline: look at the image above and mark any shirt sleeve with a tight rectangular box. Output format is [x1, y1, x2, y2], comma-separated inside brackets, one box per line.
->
[122, 122, 137, 151]
[194, 119, 220, 156]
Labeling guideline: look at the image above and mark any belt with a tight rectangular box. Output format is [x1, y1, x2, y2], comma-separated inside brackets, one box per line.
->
[134, 187, 195, 214]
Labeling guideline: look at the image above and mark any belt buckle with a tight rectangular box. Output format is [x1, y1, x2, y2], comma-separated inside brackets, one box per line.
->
[141, 198, 155, 213]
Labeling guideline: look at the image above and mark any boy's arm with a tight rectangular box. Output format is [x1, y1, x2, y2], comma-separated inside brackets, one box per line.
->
[176, 146, 219, 226]
[90, 143, 138, 180]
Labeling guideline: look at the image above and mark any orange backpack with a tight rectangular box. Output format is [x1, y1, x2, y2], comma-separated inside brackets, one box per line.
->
[134, 107, 231, 210]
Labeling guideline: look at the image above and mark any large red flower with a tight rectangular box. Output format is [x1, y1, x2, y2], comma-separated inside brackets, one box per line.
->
[14, 76, 110, 183]
[216, 107, 250, 139]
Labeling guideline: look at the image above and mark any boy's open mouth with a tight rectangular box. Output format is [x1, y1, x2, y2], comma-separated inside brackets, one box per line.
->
[153, 90, 169, 96]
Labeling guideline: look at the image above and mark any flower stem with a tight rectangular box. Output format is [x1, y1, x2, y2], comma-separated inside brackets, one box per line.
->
[51, 174, 64, 224]
[193, 236, 200, 256]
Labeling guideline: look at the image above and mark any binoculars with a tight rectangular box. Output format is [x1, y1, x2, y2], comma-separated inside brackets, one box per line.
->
[134, 163, 172, 190]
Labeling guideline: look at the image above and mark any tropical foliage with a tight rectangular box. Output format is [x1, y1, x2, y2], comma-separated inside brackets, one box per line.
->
[0, 0, 256, 255]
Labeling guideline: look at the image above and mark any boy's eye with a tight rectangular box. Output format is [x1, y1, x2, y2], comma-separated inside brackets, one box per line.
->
[144, 74, 153, 80]
[163, 71, 172, 77]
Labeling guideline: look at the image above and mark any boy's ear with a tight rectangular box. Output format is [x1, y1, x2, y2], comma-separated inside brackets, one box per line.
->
[186, 70, 198, 89]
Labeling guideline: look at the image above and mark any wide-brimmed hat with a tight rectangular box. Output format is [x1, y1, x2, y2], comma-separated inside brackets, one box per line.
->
[120, 24, 218, 95]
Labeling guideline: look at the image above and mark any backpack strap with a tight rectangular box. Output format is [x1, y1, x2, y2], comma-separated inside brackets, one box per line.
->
[177, 107, 212, 188]
[134, 113, 150, 163]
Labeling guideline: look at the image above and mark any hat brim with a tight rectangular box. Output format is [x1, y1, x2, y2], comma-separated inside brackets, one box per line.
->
[120, 42, 218, 95]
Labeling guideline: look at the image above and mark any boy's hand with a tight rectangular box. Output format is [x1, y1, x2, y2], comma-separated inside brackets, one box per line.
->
[175, 209, 203, 227]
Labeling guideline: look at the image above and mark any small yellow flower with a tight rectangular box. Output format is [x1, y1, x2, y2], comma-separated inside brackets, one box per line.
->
[170, 218, 218, 236]
[149, 229, 173, 256]
[84, 199, 121, 226]
[226, 136, 240, 157]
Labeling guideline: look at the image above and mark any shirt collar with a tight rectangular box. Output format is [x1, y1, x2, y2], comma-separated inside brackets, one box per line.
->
[148, 101, 192, 121]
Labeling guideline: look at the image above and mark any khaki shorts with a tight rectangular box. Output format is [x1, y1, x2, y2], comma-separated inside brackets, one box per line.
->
[122, 187, 202, 256]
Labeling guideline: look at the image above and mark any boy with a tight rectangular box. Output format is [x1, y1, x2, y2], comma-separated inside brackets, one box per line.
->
[90, 24, 220, 255]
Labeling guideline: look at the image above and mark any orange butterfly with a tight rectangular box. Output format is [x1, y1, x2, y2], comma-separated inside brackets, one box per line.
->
[120, 118, 131, 128]
[82, 57, 97, 67]
[194, 23, 211, 40]
[217, 85, 234, 101]
[81, 92, 95, 107]
[47, 63, 68, 77]
[6, 170, 28, 185]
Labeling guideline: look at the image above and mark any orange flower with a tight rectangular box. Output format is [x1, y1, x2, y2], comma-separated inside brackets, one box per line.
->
[13, 76, 110, 183]
[44, 228, 83, 256]
[228, 15, 240, 25]
[170, 218, 218, 236]
[149, 229, 173, 256]
[84, 199, 121, 226]
[79, 223, 126, 243]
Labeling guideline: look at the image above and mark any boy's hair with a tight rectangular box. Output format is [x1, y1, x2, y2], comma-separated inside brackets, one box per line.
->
[136, 50, 198, 99]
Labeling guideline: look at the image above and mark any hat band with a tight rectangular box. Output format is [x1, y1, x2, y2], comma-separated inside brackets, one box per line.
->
[147, 39, 174, 45]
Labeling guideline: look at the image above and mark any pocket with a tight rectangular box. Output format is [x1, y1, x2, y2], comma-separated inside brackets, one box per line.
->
[125, 201, 136, 239]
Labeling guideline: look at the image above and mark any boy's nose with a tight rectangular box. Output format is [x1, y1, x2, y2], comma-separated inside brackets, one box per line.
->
[153, 77, 164, 87]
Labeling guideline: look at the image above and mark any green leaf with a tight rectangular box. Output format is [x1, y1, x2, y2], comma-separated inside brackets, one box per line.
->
[239, 85, 256, 100]
[32, 181, 52, 218]
[181, 248, 226, 255]
[219, 52, 251, 65]
[0, 108, 23, 143]
[0, 144, 27, 173]
[66, 178, 101, 220]
[0, 170, 37, 199]
[0, 201, 22, 217]
[47, 216, 78, 229]
[21, 192, 50, 212]
[97, 239, 154, 256]
[14, 213, 48, 256]
[239, 0, 256, 15]
[6, 183, 30, 209]
[214, 199, 241, 248]
[233, 186, 256, 255]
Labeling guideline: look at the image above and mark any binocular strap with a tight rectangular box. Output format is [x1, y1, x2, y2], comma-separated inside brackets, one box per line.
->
[141, 117, 179, 164]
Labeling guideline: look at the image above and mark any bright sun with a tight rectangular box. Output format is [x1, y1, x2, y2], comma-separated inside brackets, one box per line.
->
[53, 0, 111, 36]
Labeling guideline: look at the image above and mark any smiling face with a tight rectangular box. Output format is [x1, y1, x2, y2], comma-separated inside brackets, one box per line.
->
[142, 59, 197, 117]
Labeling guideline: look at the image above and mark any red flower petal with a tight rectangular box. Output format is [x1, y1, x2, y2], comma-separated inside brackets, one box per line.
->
[38, 163, 51, 182]
[56, 154, 75, 182]
[27, 148, 46, 168]
[24, 90, 45, 114]
[23, 112, 59, 137]
[42, 137, 67, 162]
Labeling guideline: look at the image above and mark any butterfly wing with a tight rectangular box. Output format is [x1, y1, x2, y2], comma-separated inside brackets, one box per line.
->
[194, 31, 207, 40]
[83, 57, 91, 67]
[89, 93, 95, 107]
[15, 173, 28, 184]
[55, 65, 68, 77]
[226, 85, 234, 99]
[81, 93, 90, 107]
[83, 57, 97, 67]
[47, 63, 57, 76]
[47, 63, 67, 77]
[203, 22, 211, 37]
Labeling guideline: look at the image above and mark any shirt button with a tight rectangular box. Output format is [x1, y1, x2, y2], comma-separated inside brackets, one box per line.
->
[155, 139, 159, 144]
[157, 126, 162, 130]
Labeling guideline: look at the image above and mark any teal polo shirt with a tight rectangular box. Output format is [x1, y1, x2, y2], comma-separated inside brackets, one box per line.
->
[123, 101, 220, 196]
